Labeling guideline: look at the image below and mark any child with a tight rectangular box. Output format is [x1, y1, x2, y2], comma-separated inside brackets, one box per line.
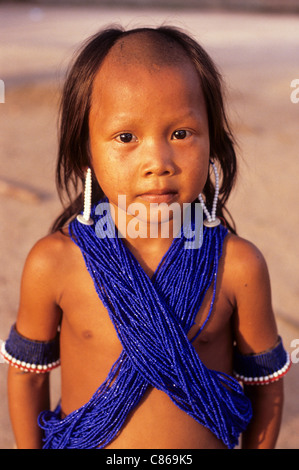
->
[2, 26, 291, 450]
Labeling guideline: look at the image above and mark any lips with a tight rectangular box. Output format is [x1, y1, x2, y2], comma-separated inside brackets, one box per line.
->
[138, 189, 178, 203]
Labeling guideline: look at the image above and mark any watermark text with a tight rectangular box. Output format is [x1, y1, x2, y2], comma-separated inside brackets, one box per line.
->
[94, 196, 203, 249]
[0, 80, 4, 103]
[0, 340, 5, 363]
[290, 338, 299, 364]
[290, 78, 299, 104]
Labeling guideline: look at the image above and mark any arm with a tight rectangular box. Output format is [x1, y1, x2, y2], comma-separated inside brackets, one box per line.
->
[8, 366, 50, 449]
[227, 235, 284, 449]
[7, 235, 62, 449]
[241, 379, 284, 449]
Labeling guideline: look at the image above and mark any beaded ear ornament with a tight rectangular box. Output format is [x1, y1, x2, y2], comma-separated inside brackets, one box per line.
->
[77, 168, 94, 225]
[198, 161, 221, 228]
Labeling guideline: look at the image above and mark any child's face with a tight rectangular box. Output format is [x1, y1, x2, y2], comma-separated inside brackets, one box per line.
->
[89, 56, 210, 225]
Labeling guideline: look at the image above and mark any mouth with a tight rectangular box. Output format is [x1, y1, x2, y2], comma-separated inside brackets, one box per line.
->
[138, 189, 178, 204]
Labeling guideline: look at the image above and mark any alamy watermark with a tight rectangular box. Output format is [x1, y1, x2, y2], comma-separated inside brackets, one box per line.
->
[0, 80, 4, 103]
[94, 196, 203, 249]
[290, 78, 299, 104]
[290, 339, 299, 364]
[0, 339, 5, 363]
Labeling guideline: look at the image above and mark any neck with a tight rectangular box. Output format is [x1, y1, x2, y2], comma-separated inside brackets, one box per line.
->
[123, 236, 174, 279]
[111, 200, 178, 278]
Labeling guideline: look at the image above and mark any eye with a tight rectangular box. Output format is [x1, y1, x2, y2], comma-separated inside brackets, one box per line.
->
[115, 133, 138, 143]
[171, 129, 191, 140]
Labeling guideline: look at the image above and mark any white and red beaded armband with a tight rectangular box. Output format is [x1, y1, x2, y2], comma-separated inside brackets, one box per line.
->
[1, 323, 60, 373]
[233, 336, 291, 385]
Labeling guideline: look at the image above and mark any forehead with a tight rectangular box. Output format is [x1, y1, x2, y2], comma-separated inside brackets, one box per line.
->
[90, 31, 203, 107]
[104, 30, 191, 69]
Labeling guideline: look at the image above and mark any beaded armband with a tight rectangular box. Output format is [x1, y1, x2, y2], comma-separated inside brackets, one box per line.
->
[233, 336, 291, 385]
[1, 324, 60, 373]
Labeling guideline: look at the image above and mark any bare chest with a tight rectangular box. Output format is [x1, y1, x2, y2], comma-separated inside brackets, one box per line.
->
[59, 242, 234, 370]
[58, 239, 234, 428]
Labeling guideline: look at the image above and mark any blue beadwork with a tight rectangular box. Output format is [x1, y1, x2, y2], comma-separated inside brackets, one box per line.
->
[3, 324, 60, 369]
[233, 336, 290, 384]
[38, 201, 252, 449]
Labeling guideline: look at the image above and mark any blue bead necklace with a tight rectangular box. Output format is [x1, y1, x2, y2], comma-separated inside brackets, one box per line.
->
[39, 202, 252, 449]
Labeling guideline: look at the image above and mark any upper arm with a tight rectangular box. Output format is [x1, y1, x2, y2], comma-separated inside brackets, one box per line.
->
[226, 235, 278, 355]
[16, 234, 64, 341]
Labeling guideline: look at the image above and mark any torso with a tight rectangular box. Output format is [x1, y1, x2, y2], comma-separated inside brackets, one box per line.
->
[52, 228, 236, 449]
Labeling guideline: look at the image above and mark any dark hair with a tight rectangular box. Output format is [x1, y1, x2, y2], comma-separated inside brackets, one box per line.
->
[51, 25, 237, 233]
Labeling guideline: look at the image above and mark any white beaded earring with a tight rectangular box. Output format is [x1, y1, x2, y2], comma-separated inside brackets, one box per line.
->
[76, 168, 94, 225]
[198, 161, 220, 228]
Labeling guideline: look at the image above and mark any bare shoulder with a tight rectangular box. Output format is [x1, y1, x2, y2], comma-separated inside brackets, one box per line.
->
[224, 233, 269, 288]
[26, 228, 74, 267]
[223, 233, 278, 354]
[22, 227, 81, 304]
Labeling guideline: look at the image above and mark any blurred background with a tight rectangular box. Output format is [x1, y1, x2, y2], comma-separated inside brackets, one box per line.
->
[0, 0, 298, 449]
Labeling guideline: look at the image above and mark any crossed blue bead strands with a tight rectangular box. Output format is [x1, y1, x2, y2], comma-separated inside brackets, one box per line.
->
[39, 202, 252, 449]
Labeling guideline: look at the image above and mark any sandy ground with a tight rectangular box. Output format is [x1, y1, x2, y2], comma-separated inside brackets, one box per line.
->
[0, 3, 298, 450]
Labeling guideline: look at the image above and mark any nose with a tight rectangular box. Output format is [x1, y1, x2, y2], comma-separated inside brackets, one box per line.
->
[141, 138, 176, 177]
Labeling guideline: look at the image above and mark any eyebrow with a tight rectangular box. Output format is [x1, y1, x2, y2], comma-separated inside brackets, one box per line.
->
[110, 108, 203, 125]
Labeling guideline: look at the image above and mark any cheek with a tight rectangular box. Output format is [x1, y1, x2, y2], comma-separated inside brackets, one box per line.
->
[93, 160, 119, 195]
[201, 159, 210, 187]
[91, 149, 134, 200]
[189, 137, 210, 188]
[89, 150, 114, 195]
[89, 138, 112, 178]
[186, 155, 210, 196]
